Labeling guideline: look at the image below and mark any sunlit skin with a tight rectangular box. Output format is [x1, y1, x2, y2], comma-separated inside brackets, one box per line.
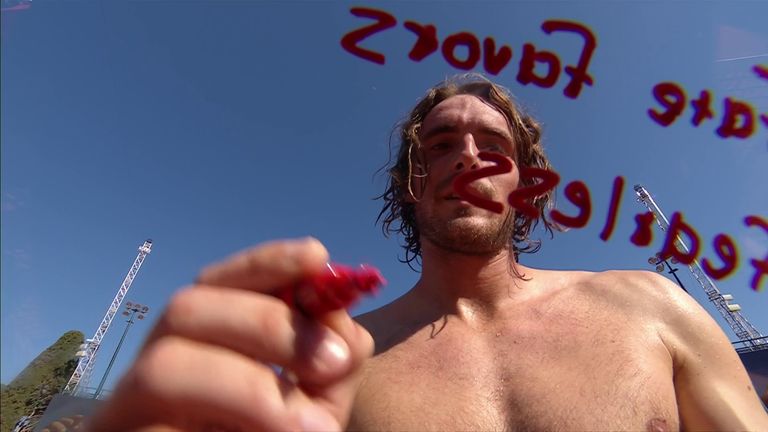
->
[408, 95, 531, 314]
[86, 95, 767, 432]
[414, 95, 519, 261]
[348, 95, 768, 431]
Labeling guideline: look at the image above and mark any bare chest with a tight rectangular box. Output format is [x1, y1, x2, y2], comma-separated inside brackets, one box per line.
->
[350, 306, 679, 431]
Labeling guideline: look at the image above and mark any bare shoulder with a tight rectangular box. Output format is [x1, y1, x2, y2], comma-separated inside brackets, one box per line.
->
[543, 267, 734, 359]
[569, 269, 722, 346]
[563, 268, 692, 314]
[578, 269, 718, 338]
[534, 267, 685, 318]
[550, 268, 767, 427]
[574, 267, 681, 296]
[573, 269, 767, 428]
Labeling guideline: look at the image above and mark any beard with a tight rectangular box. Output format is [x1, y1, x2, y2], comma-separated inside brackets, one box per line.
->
[416, 200, 516, 256]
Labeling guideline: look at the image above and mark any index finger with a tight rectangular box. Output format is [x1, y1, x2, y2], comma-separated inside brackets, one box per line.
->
[196, 237, 329, 293]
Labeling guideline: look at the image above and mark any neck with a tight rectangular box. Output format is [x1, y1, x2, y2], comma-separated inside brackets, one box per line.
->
[408, 239, 536, 323]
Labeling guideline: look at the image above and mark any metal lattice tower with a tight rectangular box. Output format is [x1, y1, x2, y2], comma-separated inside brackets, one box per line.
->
[63, 239, 153, 395]
[634, 185, 767, 352]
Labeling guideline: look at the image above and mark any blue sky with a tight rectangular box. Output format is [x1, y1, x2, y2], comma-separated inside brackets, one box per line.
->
[2, 1, 767, 391]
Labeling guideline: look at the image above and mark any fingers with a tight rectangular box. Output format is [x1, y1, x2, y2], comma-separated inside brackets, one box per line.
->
[318, 310, 375, 371]
[196, 237, 329, 293]
[88, 238, 374, 432]
[144, 286, 354, 385]
[40, 415, 84, 432]
[89, 337, 340, 432]
[302, 310, 375, 427]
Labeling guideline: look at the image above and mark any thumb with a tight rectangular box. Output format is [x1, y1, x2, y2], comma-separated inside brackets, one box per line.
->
[301, 311, 374, 428]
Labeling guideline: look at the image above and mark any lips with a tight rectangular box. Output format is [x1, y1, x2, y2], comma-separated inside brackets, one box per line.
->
[444, 184, 492, 201]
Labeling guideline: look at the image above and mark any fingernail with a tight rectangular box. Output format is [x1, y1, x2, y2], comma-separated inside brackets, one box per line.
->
[297, 236, 320, 248]
[300, 405, 340, 432]
[285, 237, 321, 260]
[333, 311, 356, 337]
[313, 334, 350, 374]
[284, 239, 309, 256]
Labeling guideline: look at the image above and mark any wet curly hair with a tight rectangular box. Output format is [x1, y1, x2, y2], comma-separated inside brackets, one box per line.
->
[376, 74, 559, 269]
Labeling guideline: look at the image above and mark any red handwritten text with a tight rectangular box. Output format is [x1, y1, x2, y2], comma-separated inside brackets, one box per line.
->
[341, 7, 597, 99]
[648, 65, 768, 141]
[452, 158, 767, 291]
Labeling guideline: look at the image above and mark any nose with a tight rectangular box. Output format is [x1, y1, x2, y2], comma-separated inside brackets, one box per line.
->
[453, 134, 480, 172]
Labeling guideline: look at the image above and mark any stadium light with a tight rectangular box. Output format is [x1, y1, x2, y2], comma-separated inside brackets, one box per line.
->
[93, 302, 150, 399]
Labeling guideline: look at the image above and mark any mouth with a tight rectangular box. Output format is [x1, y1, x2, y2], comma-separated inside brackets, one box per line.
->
[444, 195, 474, 208]
[444, 186, 492, 201]
[443, 177, 496, 203]
[444, 193, 468, 201]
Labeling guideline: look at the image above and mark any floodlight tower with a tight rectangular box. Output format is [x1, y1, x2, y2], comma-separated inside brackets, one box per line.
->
[93, 302, 150, 399]
[634, 185, 767, 352]
[647, 252, 687, 292]
[63, 239, 153, 396]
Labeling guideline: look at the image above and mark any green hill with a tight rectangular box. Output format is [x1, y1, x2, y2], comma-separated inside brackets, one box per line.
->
[0, 331, 83, 432]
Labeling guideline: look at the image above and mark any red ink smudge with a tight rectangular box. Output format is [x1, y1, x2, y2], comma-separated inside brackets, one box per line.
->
[599, 176, 625, 241]
[452, 152, 513, 214]
[649, 65, 767, 141]
[507, 167, 560, 219]
[550, 180, 591, 228]
[648, 82, 686, 127]
[702, 234, 738, 280]
[517, 43, 561, 89]
[340, 7, 397, 65]
[404, 20, 438, 61]
[716, 97, 756, 139]
[690, 90, 714, 127]
[541, 20, 597, 99]
[659, 212, 701, 265]
[451, 165, 762, 291]
[744, 215, 768, 292]
[340, 9, 596, 100]
[483, 37, 512, 75]
[630, 212, 655, 247]
[753, 64, 768, 80]
[442, 32, 482, 70]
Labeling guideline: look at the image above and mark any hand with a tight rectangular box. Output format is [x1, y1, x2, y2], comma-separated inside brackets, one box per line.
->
[87, 238, 375, 432]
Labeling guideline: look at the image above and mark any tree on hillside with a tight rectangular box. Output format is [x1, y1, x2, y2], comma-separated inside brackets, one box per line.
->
[0, 331, 83, 432]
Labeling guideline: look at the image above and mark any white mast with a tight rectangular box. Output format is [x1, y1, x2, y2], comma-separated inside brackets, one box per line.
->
[63, 239, 153, 395]
[634, 185, 766, 352]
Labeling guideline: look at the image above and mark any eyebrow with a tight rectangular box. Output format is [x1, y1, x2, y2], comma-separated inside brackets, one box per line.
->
[420, 124, 514, 144]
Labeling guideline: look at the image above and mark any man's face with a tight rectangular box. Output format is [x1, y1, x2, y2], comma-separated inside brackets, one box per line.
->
[413, 94, 520, 255]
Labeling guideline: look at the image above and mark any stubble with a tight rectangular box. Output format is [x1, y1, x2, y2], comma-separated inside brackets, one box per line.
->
[416, 199, 516, 256]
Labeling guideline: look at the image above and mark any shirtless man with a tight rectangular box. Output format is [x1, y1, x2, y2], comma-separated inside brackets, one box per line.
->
[88, 76, 768, 431]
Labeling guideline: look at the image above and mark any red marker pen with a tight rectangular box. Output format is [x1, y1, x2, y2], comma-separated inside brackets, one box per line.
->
[278, 263, 385, 317]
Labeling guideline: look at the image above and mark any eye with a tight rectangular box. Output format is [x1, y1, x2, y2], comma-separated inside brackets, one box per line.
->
[430, 142, 451, 151]
[482, 142, 510, 155]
